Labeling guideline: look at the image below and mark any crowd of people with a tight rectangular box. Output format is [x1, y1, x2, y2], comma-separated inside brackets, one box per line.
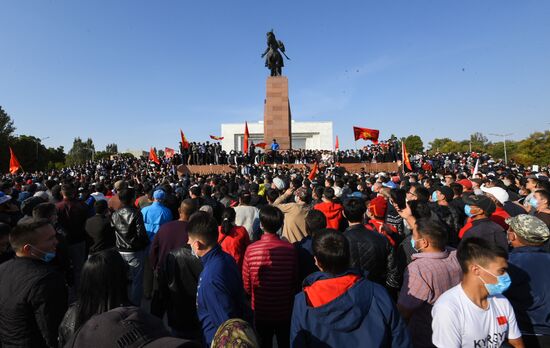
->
[178, 138, 404, 165]
[0, 148, 549, 348]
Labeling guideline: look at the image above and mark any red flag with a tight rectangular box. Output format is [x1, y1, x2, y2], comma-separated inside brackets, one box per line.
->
[209, 135, 224, 141]
[9, 147, 21, 174]
[243, 121, 249, 154]
[308, 162, 319, 181]
[255, 142, 267, 149]
[335, 136, 339, 150]
[402, 141, 412, 171]
[149, 147, 160, 164]
[353, 126, 379, 144]
[164, 147, 175, 159]
[180, 130, 190, 150]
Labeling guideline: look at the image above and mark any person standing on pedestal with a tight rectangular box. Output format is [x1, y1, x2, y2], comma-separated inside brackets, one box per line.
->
[270, 139, 280, 163]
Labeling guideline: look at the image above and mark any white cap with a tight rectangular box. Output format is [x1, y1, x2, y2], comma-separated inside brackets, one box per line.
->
[480, 185, 509, 205]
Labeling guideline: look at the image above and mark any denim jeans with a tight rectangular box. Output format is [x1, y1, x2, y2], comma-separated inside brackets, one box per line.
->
[119, 249, 146, 306]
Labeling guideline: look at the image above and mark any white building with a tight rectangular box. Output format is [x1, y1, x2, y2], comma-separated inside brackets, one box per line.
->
[220, 120, 333, 152]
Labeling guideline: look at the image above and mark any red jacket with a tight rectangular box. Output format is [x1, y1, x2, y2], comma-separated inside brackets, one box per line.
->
[242, 233, 298, 321]
[314, 201, 344, 230]
[218, 225, 250, 270]
[459, 208, 511, 239]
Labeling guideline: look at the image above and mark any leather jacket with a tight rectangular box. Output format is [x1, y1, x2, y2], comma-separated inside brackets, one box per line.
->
[344, 224, 400, 291]
[111, 206, 149, 252]
[158, 246, 203, 333]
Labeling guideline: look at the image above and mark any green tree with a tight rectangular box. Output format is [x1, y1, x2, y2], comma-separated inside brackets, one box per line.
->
[469, 132, 488, 152]
[11, 135, 49, 172]
[105, 143, 118, 154]
[403, 135, 424, 154]
[510, 131, 550, 166]
[66, 138, 95, 166]
[0, 106, 16, 173]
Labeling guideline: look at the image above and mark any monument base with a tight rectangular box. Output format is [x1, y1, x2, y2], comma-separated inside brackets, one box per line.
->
[264, 76, 292, 150]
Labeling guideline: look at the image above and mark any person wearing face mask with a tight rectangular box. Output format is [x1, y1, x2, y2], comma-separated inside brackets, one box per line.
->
[0, 219, 68, 347]
[432, 238, 524, 348]
[459, 193, 509, 253]
[504, 214, 550, 347]
[187, 211, 250, 347]
[397, 218, 462, 348]
[532, 190, 550, 228]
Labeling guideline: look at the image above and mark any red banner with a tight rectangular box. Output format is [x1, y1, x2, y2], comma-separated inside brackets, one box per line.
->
[335, 135, 339, 150]
[353, 126, 379, 144]
[149, 147, 160, 164]
[402, 141, 412, 171]
[243, 121, 249, 154]
[9, 147, 21, 174]
[164, 147, 175, 159]
[180, 129, 190, 150]
[209, 135, 224, 141]
[255, 142, 267, 149]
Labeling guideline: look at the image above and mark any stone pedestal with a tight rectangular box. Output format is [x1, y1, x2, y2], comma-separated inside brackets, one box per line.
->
[264, 76, 292, 150]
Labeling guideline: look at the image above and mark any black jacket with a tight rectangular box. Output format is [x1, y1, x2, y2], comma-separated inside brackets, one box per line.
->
[0, 257, 68, 348]
[461, 218, 509, 253]
[431, 203, 462, 247]
[85, 214, 115, 254]
[344, 224, 400, 290]
[110, 206, 149, 252]
[157, 246, 203, 335]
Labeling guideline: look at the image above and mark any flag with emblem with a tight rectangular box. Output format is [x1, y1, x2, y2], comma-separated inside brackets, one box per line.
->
[180, 130, 190, 150]
[353, 126, 379, 144]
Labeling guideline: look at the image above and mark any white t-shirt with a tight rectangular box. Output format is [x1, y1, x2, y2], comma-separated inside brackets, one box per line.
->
[432, 284, 521, 348]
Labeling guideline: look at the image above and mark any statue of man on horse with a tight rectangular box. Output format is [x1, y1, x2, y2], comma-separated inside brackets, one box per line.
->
[261, 30, 290, 76]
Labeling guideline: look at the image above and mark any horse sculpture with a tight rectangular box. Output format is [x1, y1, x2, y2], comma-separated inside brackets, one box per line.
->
[261, 30, 289, 76]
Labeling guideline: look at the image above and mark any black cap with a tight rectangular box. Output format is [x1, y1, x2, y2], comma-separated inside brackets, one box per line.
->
[463, 193, 496, 215]
[435, 186, 454, 202]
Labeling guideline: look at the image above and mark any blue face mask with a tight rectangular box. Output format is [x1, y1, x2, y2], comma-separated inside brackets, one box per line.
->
[464, 204, 473, 217]
[410, 237, 424, 252]
[530, 199, 538, 209]
[431, 191, 438, 202]
[31, 246, 56, 263]
[478, 266, 512, 296]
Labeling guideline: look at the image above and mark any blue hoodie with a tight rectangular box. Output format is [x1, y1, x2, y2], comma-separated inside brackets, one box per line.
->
[290, 270, 411, 348]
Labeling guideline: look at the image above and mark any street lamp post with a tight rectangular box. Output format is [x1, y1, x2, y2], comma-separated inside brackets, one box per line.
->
[489, 133, 513, 165]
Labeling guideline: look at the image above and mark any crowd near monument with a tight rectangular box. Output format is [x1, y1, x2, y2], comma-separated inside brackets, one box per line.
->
[0, 27, 549, 348]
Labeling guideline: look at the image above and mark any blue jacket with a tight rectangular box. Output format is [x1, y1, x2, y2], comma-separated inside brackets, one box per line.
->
[290, 270, 411, 348]
[505, 246, 550, 335]
[141, 202, 172, 240]
[197, 245, 250, 346]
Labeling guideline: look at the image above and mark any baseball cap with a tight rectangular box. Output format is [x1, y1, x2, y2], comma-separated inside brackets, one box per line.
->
[480, 185, 509, 205]
[153, 190, 166, 200]
[463, 193, 496, 215]
[457, 179, 473, 190]
[435, 186, 454, 202]
[272, 177, 285, 191]
[506, 215, 550, 244]
[66, 306, 199, 348]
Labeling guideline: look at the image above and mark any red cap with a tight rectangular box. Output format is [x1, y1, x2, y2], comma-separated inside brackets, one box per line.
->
[457, 179, 473, 191]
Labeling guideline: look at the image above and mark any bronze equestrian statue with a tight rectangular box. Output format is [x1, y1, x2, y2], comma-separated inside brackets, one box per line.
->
[261, 30, 289, 76]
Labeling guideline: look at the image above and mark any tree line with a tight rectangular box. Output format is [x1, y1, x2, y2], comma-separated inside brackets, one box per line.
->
[1, 105, 548, 173]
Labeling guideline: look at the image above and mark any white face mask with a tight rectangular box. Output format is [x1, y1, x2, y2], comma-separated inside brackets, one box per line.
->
[294, 195, 300, 203]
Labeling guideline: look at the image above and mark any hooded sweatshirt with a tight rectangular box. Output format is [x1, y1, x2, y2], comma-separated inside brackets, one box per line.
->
[290, 270, 411, 347]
